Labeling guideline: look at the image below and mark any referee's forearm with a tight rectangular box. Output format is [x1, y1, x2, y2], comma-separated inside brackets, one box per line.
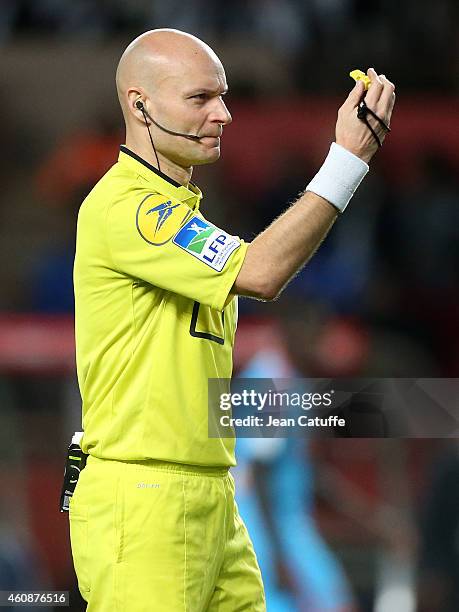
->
[233, 191, 338, 301]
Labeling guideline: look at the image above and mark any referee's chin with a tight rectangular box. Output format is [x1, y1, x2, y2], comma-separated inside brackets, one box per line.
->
[193, 142, 221, 165]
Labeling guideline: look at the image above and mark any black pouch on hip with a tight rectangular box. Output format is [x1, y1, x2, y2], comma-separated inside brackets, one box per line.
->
[59, 431, 88, 512]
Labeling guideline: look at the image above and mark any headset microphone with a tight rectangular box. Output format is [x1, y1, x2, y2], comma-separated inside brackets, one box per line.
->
[135, 100, 201, 141]
[135, 99, 205, 173]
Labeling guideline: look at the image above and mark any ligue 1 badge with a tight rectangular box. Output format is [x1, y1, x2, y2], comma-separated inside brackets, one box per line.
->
[136, 193, 192, 246]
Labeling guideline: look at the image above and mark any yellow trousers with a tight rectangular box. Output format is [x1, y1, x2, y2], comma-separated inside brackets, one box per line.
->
[69, 455, 265, 611]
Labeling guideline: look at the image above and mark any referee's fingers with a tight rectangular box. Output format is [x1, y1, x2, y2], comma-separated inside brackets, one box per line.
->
[364, 68, 383, 107]
[341, 79, 365, 111]
[378, 75, 396, 121]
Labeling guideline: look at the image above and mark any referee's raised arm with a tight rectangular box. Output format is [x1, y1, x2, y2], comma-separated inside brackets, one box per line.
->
[232, 68, 396, 302]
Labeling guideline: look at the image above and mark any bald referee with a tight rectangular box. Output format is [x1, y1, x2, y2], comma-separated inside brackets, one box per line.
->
[69, 29, 395, 612]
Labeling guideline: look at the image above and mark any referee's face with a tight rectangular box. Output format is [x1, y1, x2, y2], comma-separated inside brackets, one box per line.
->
[149, 51, 232, 168]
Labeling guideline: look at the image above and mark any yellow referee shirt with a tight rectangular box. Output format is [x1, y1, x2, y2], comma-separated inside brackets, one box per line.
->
[74, 146, 248, 466]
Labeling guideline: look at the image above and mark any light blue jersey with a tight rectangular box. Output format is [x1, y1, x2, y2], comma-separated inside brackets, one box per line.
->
[233, 349, 354, 612]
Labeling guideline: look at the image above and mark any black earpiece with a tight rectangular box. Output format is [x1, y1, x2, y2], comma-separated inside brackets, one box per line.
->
[135, 100, 144, 111]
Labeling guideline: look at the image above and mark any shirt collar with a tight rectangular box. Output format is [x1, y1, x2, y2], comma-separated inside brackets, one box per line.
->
[118, 145, 202, 210]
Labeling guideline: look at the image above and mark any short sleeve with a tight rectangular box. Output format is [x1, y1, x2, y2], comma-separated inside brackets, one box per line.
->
[106, 192, 248, 311]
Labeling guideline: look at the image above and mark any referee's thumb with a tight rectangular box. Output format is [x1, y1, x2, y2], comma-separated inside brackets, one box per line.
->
[345, 80, 365, 108]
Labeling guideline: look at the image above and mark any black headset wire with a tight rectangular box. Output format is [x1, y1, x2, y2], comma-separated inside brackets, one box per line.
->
[139, 104, 162, 173]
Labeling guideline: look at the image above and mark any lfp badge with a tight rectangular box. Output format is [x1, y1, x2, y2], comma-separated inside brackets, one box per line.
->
[173, 216, 241, 271]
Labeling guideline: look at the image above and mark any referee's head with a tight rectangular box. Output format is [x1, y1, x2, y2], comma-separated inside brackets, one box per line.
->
[116, 29, 232, 173]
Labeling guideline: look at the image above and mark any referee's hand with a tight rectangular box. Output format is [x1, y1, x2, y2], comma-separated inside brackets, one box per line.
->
[335, 67, 396, 164]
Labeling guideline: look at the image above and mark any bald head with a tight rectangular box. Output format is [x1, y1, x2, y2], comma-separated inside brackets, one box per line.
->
[116, 29, 231, 180]
[116, 29, 223, 121]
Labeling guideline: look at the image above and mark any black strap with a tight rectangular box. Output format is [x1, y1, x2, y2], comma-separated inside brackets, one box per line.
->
[357, 100, 391, 147]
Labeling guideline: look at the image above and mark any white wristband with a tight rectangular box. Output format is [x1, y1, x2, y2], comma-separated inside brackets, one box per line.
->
[306, 142, 369, 213]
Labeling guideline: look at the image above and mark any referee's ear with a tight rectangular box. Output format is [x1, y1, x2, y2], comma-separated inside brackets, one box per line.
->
[127, 88, 147, 118]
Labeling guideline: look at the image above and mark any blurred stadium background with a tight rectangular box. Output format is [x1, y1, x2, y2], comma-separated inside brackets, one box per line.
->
[0, 1, 458, 611]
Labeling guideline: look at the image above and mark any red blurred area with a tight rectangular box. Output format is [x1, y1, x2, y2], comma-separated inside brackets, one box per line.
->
[221, 98, 459, 195]
[35, 99, 459, 204]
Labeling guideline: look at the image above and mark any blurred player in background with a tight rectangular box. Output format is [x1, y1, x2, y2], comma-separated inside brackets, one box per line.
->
[69, 28, 395, 611]
[235, 343, 356, 612]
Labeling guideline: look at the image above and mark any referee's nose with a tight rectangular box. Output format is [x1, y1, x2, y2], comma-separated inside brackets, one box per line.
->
[210, 97, 232, 128]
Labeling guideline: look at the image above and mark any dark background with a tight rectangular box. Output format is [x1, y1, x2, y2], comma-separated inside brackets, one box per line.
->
[0, 2, 458, 611]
